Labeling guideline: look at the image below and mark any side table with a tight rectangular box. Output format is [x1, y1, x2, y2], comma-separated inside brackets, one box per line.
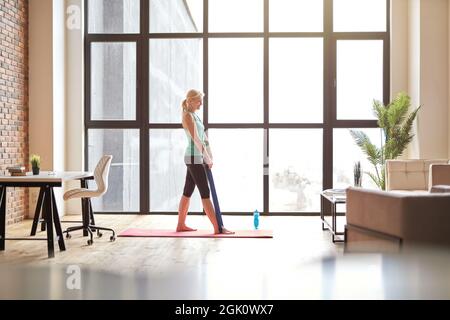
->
[321, 189, 346, 243]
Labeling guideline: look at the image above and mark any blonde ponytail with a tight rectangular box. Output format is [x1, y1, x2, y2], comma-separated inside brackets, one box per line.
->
[181, 89, 204, 113]
[181, 99, 188, 112]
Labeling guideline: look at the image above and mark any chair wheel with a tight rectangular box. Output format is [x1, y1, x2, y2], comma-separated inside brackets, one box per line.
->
[97, 232, 103, 238]
[110, 236, 116, 242]
[66, 233, 72, 239]
[87, 239, 93, 246]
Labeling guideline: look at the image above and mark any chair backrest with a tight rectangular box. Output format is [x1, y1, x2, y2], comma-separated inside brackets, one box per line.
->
[94, 155, 113, 196]
[386, 159, 448, 191]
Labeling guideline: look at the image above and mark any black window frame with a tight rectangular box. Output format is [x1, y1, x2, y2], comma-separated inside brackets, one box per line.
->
[84, 0, 390, 215]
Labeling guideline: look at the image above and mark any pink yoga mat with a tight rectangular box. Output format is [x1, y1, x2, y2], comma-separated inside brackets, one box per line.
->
[118, 228, 273, 239]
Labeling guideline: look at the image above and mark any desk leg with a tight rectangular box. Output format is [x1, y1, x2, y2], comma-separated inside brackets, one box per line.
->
[41, 190, 47, 232]
[81, 179, 88, 237]
[0, 187, 6, 251]
[51, 188, 66, 251]
[43, 186, 55, 258]
[30, 187, 44, 236]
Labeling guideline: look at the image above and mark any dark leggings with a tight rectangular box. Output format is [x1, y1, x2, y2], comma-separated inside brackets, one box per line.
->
[183, 164, 211, 199]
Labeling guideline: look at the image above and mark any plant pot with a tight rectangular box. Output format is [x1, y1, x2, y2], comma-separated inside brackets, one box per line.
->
[32, 167, 40, 175]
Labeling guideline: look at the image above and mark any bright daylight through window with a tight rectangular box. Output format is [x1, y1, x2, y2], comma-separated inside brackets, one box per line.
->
[85, 0, 389, 214]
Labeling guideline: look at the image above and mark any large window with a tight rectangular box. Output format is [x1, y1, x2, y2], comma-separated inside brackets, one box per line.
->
[270, 38, 323, 123]
[85, 0, 390, 215]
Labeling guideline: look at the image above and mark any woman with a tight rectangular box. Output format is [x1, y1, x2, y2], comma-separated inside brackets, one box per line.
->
[177, 89, 233, 234]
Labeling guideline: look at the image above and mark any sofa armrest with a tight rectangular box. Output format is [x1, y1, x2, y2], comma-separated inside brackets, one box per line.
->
[429, 164, 450, 190]
[346, 187, 405, 238]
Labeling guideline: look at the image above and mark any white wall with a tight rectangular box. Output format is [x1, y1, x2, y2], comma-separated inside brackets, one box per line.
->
[29, 0, 84, 216]
[391, 0, 409, 95]
[448, 2, 450, 159]
[408, 0, 422, 158]
[65, 0, 85, 215]
[392, 0, 449, 160]
[29, 0, 53, 172]
[419, 0, 448, 159]
[53, 0, 66, 209]
[66, 0, 84, 174]
[29, 0, 54, 215]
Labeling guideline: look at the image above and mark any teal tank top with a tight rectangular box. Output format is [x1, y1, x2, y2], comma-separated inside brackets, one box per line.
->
[183, 111, 207, 163]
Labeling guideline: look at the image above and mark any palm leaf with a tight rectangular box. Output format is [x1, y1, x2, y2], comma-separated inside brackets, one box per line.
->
[401, 106, 421, 138]
[380, 167, 386, 190]
[391, 106, 421, 158]
[373, 100, 388, 129]
[386, 92, 411, 129]
[350, 130, 381, 166]
[366, 171, 382, 189]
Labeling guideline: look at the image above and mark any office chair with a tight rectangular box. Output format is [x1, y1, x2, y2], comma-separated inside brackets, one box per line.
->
[63, 155, 116, 245]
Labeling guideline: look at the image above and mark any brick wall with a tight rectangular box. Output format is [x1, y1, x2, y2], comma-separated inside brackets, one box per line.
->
[0, 0, 29, 224]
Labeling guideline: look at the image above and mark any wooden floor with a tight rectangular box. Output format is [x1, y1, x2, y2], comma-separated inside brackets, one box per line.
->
[2, 215, 449, 299]
[0, 214, 347, 299]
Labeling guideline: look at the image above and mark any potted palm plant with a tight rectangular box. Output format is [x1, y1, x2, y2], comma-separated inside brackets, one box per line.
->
[30, 154, 41, 175]
[350, 92, 421, 190]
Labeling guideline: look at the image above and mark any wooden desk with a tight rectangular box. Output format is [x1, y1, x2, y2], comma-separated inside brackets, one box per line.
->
[0, 172, 94, 258]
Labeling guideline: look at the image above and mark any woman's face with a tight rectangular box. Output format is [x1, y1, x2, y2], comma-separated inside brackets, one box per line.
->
[190, 97, 203, 111]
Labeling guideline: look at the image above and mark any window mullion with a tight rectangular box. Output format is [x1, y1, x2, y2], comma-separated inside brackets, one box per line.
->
[140, 0, 150, 214]
[323, 0, 333, 192]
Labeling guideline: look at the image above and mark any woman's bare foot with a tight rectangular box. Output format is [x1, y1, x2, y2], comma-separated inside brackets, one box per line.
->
[216, 227, 235, 235]
[176, 225, 197, 232]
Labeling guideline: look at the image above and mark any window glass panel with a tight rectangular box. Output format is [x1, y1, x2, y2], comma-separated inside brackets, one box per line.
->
[88, 0, 140, 34]
[334, 0, 387, 32]
[337, 40, 383, 120]
[333, 128, 384, 190]
[207, 129, 264, 212]
[270, 0, 323, 32]
[149, 39, 203, 123]
[209, 0, 263, 32]
[270, 129, 323, 212]
[150, 0, 203, 33]
[209, 39, 263, 123]
[150, 129, 202, 212]
[270, 38, 323, 123]
[88, 129, 140, 212]
[91, 42, 137, 120]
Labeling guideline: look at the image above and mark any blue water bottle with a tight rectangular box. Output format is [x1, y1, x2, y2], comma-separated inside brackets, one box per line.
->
[253, 210, 260, 230]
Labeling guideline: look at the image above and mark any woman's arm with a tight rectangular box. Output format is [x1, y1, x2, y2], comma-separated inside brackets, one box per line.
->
[182, 113, 213, 164]
[204, 130, 213, 161]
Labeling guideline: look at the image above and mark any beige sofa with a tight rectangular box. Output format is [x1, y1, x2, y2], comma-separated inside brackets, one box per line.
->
[344, 160, 450, 252]
[345, 187, 450, 251]
[386, 159, 450, 193]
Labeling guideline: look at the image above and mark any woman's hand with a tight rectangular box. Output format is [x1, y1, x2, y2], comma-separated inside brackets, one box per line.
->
[203, 155, 213, 169]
